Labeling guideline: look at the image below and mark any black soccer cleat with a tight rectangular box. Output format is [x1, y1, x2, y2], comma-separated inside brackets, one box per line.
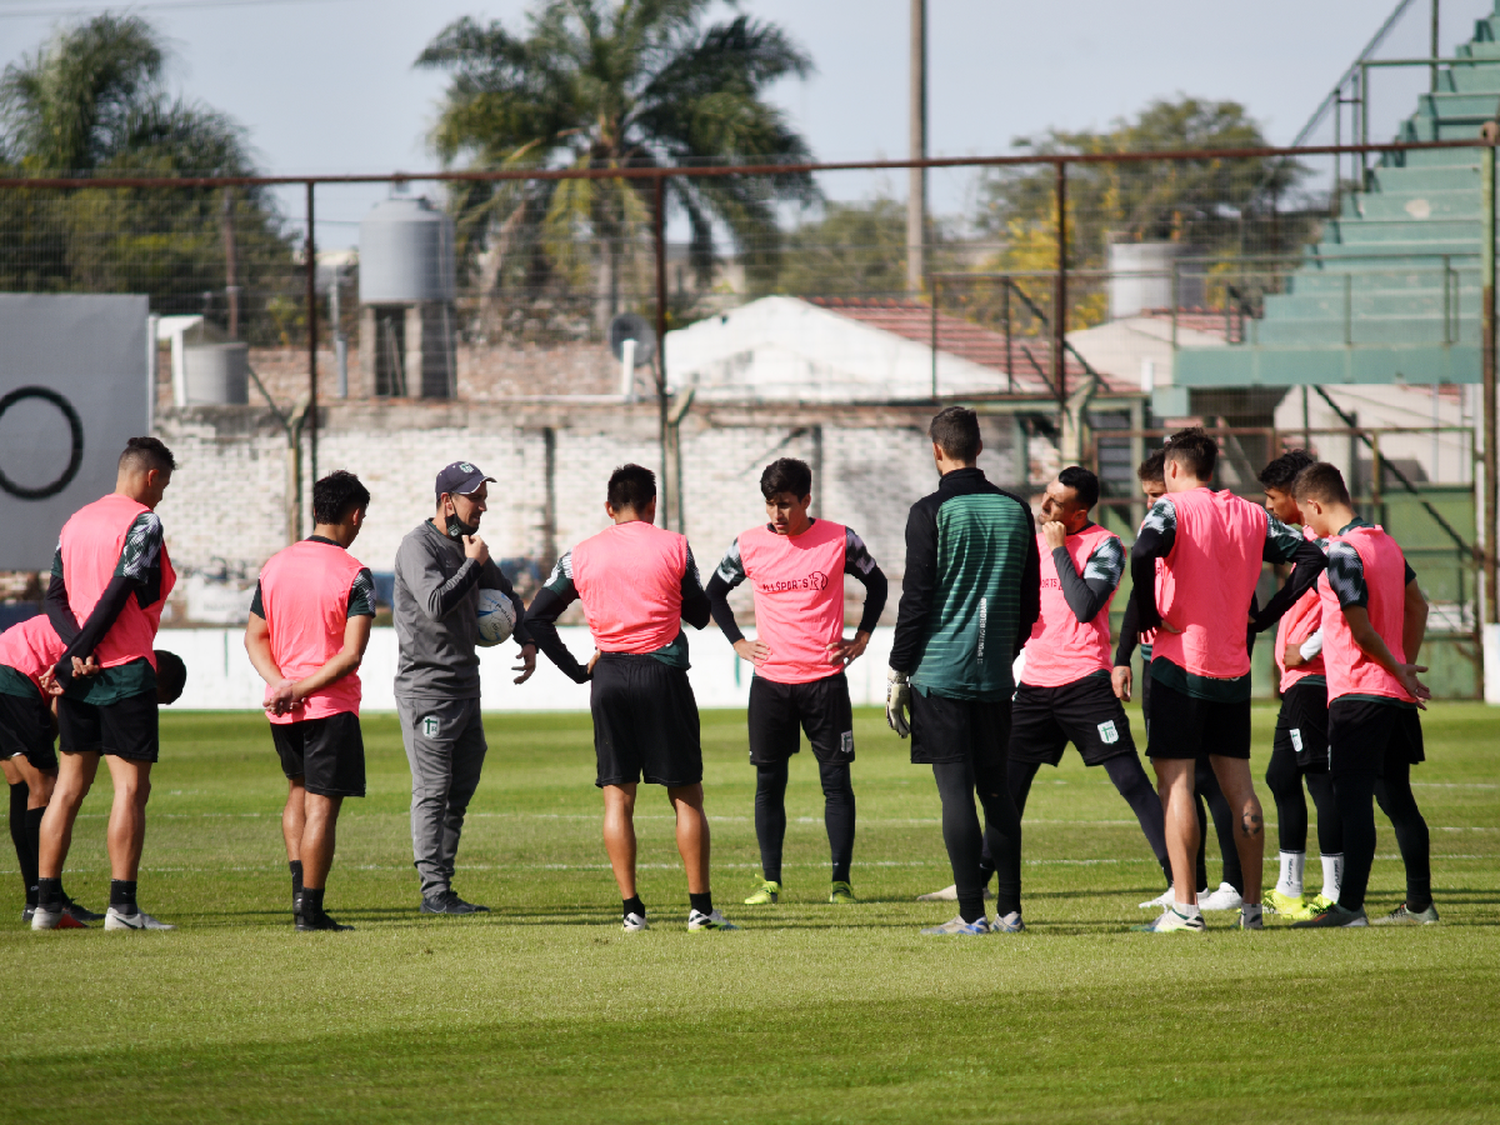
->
[420, 890, 490, 915]
[62, 896, 105, 924]
[296, 910, 354, 932]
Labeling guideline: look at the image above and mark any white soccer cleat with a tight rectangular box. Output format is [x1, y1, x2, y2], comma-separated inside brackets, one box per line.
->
[687, 909, 738, 932]
[916, 884, 991, 902]
[920, 914, 991, 936]
[621, 911, 649, 933]
[104, 906, 176, 931]
[1131, 907, 1207, 934]
[1198, 882, 1244, 911]
[1138, 886, 1175, 909]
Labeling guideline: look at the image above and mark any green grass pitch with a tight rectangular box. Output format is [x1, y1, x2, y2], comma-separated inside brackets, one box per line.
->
[2, 703, 1497, 1123]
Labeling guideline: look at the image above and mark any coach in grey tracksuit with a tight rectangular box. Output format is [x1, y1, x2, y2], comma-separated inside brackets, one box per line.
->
[393, 461, 535, 914]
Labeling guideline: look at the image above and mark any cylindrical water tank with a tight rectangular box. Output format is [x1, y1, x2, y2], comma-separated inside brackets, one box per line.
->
[359, 197, 455, 305]
[1108, 242, 1205, 320]
[182, 343, 249, 405]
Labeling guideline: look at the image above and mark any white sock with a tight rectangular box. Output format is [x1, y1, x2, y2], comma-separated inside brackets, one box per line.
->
[1241, 902, 1263, 920]
[1177, 903, 1202, 919]
[1276, 850, 1305, 897]
[1321, 853, 1343, 900]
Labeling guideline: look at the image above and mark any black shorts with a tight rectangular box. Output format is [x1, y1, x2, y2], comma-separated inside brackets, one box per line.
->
[1273, 680, 1330, 770]
[1010, 673, 1135, 767]
[57, 691, 158, 763]
[1327, 698, 1424, 778]
[1145, 678, 1251, 761]
[0, 691, 57, 772]
[747, 673, 854, 767]
[591, 653, 702, 788]
[271, 711, 366, 798]
[909, 689, 1011, 769]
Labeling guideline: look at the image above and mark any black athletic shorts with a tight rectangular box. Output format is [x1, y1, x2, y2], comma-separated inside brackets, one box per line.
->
[57, 690, 158, 763]
[1273, 680, 1330, 770]
[909, 688, 1011, 769]
[1010, 672, 1135, 767]
[747, 673, 854, 767]
[271, 711, 366, 798]
[1145, 678, 1251, 761]
[591, 653, 702, 788]
[1327, 697, 1424, 778]
[0, 690, 57, 772]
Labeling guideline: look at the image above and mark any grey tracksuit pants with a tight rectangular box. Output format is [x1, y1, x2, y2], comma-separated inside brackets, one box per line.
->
[396, 695, 487, 899]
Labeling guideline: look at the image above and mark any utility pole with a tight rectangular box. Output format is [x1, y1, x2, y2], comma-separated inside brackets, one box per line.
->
[1482, 123, 1498, 627]
[907, 0, 926, 295]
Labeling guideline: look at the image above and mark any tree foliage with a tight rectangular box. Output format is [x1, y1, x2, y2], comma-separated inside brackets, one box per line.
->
[416, 0, 819, 337]
[0, 14, 295, 340]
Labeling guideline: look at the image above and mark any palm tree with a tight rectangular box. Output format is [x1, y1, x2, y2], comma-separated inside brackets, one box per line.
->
[416, 0, 819, 335]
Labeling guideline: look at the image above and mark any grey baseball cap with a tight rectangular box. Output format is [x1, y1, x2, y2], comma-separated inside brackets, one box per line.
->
[435, 461, 495, 500]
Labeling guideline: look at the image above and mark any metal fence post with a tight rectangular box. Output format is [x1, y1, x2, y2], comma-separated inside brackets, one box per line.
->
[654, 173, 670, 530]
[304, 180, 317, 530]
[1053, 160, 1067, 420]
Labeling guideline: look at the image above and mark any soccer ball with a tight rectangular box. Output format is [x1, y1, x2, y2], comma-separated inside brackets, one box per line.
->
[475, 588, 517, 648]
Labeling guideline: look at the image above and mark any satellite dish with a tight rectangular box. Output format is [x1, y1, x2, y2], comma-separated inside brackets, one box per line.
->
[609, 313, 656, 367]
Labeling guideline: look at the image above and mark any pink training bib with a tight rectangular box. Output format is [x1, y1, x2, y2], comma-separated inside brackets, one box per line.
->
[1276, 527, 1325, 693]
[572, 521, 690, 654]
[1152, 487, 1264, 680]
[1022, 525, 1119, 687]
[258, 539, 367, 722]
[1319, 525, 1414, 704]
[58, 493, 175, 670]
[0, 616, 66, 693]
[737, 520, 849, 684]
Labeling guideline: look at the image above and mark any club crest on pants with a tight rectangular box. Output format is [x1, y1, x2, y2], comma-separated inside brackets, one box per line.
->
[422, 715, 441, 738]
[1097, 719, 1119, 745]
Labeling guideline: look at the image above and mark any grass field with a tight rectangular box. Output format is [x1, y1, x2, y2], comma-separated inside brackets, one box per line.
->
[2, 702, 1497, 1124]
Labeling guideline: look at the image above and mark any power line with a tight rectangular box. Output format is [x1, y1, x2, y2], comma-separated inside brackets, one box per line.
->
[0, 0, 358, 20]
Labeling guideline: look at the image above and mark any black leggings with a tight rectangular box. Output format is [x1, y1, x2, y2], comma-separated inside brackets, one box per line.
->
[934, 756, 1021, 922]
[1265, 745, 1343, 855]
[1008, 755, 1170, 883]
[1335, 757, 1431, 913]
[754, 759, 856, 885]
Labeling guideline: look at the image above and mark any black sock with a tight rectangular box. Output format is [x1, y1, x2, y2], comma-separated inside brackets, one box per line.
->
[754, 762, 788, 886]
[37, 876, 62, 910]
[289, 860, 304, 900]
[818, 760, 855, 886]
[302, 886, 325, 917]
[689, 892, 713, 917]
[110, 879, 138, 912]
[622, 895, 645, 920]
[22, 806, 44, 907]
[8, 782, 29, 898]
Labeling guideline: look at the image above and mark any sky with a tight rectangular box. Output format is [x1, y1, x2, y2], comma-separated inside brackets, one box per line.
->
[0, 0, 1490, 248]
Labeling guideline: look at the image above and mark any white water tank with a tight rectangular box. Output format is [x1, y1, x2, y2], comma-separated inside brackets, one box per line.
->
[1108, 242, 1205, 320]
[358, 197, 455, 305]
[181, 343, 249, 405]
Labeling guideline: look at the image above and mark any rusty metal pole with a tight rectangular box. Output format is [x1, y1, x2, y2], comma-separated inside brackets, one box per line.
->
[907, 0, 926, 294]
[1053, 160, 1068, 420]
[223, 187, 240, 340]
[305, 181, 318, 507]
[1483, 135, 1498, 625]
[654, 174, 670, 529]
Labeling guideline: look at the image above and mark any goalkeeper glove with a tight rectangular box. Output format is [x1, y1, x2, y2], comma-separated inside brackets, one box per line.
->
[886, 668, 911, 738]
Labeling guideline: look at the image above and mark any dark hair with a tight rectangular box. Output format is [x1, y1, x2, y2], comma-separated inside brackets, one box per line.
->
[607, 463, 656, 512]
[1056, 465, 1099, 511]
[1137, 448, 1166, 484]
[154, 650, 186, 704]
[929, 406, 981, 463]
[1163, 426, 1217, 480]
[760, 457, 812, 500]
[1291, 461, 1351, 507]
[1258, 448, 1316, 492]
[313, 470, 370, 525]
[119, 436, 176, 474]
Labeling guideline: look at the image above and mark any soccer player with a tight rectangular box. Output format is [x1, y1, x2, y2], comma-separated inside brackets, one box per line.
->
[1290, 462, 1437, 928]
[1128, 427, 1326, 933]
[527, 464, 735, 933]
[392, 460, 536, 916]
[34, 436, 179, 931]
[1006, 466, 1172, 891]
[0, 614, 102, 926]
[1113, 451, 1243, 911]
[245, 470, 374, 933]
[704, 457, 887, 907]
[1258, 450, 1344, 920]
[887, 407, 1040, 936]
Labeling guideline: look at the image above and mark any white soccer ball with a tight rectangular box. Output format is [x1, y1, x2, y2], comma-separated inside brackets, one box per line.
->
[475, 588, 517, 648]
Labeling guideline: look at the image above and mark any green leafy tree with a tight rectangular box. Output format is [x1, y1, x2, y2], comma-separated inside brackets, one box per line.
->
[0, 14, 295, 341]
[416, 0, 819, 337]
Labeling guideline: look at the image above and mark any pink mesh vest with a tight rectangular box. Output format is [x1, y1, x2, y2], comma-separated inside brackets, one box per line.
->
[1275, 529, 1325, 693]
[0, 616, 66, 691]
[1318, 525, 1413, 704]
[258, 540, 366, 722]
[1022, 525, 1119, 687]
[58, 494, 175, 670]
[572, 521, 690, 654]
[1152, 487, 1264, 680]
[737, 520, 849, 684]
